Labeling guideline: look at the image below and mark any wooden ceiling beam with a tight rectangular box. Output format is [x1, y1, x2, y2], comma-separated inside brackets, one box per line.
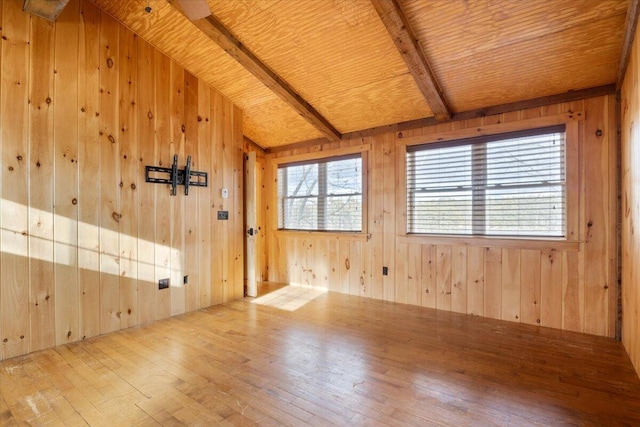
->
[617, 0, 640, 87]
[371, 0, 451, 121]
[171, 2, 342, 142]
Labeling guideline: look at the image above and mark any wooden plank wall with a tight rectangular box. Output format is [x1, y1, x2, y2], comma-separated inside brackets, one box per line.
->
[621, 26, 640, 377]
[265, 95, 618, 338]
[0, 0, 244, 361]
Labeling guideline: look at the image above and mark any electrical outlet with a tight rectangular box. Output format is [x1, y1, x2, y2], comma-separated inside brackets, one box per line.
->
[158, 278, 169, 290]
[218, 210, 229, 220]
[183, 275, 189, 285]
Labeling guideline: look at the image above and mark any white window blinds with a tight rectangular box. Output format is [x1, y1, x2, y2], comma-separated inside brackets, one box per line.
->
[406, 126, 566, 237]
[278, 154, 362, 232]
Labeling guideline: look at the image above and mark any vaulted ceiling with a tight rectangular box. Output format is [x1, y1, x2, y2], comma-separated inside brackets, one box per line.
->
[90, 0, 632, 148]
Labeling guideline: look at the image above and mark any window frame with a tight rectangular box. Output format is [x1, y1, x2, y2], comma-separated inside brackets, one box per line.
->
[273, 146, 369, 235]
[397, 114, 581, 245]
[405, 125, 566, 238]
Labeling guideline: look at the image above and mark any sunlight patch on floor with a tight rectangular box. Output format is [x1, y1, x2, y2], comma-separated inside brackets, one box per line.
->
[250, 284, 327, 311]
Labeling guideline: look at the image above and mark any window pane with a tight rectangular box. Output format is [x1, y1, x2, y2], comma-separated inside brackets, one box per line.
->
[408, 191, 472, 234]
[487, 133, 564, 186]
[408, 145, 472, 191]
[286, 164, 318, 196]
[283, 197, 318, 230]
[486, 186, 564, 236]
[327, 158, 361, 195]
[324, 195, 361, 231]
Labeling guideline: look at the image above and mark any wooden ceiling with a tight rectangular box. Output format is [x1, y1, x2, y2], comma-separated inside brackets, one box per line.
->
[90, 0, 631, 148]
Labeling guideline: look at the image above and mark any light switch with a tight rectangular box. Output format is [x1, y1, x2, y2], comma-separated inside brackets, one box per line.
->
[222, 188, 228, 198]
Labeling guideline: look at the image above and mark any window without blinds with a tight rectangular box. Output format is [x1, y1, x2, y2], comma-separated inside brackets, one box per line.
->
[278, 155, 362, 232]
[406, 126, 566, 237]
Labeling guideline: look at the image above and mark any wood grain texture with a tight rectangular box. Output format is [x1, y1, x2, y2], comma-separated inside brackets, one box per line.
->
[582, 96, 612, 336]
[2, 287, 640, 425]
[448, 246, 465, 313]
[98, 11, 121, 335]
[621, 22, 640, 377]
[136, 36, 156, 327]
[484, 247, 503, 320]
[617, 0, 640, 84]
[232, 104, 245, 300]
[520, 249, 541, 326]
[402, 0, 627, 112]
[371, 0, 450, 119]
[175, 6, 341, 142]
[154, 51, 171, 322]
[28, 15, 56, 353]
[92, 0, 625, 147]
[1, 0, 31, 359]
[53, 0, 80, 346]
[169, 61, 185, 317]
[1, 0, 5, 358]
[0, 1, 244, 361]
[184, 72, 200, 310]
[118, 26, 138, 329]
[466, 246, 484, 316]
[265, 95, 618, 338]
[77, 0, 101, 339]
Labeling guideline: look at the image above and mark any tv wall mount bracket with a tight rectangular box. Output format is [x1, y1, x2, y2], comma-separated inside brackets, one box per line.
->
[145, 155, 208, 196]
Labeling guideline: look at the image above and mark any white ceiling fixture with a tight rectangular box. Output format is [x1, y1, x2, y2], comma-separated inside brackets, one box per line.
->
[23, 0, 70, 21]
[177, 0, 212, 21]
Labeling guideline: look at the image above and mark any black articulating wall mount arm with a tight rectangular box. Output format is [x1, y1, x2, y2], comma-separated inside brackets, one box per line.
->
[145, 155, 208, 196]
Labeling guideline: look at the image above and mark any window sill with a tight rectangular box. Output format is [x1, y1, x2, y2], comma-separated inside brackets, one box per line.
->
[276, 230, 371, 242]
[398, 234, 581, 251]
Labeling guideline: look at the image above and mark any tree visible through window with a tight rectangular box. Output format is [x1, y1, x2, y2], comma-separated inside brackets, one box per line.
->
[406, 126, 566, 237]
[278, 155, 362, 232]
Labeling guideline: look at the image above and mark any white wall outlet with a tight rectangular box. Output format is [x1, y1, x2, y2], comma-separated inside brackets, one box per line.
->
[222, 188, 228, 198]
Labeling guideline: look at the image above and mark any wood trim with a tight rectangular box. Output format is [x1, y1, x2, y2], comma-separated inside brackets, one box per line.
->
[266, 136, 337, 156]
[395, 144, 407, 237]
[243, 135, 266, 155]
[398, 235, 581, 252]
[607, 95, 619, 340]
[565, 120, 580, 242]
[266, 85, 615, 154]
[361, 150, 369, 235]
[173, 7, 342, 141]
[276, 230, 371, 242]
[617, 0, 640, 87]
[371, 0, 450, 120]
[396, 111, 582, 250]
[350, 85, 612, 140]
[270, 144, 370, 165]
[614, 90, 623, 341]
[440, 85, 614, 124]
[396, 111, 583, 147]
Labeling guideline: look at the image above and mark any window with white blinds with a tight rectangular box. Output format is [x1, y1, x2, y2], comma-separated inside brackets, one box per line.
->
[406, 126, 566, 237]
[278, 154, 362, 232]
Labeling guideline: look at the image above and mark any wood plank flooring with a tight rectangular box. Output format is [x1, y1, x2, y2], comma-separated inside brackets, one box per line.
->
[1, 283, 640, 426]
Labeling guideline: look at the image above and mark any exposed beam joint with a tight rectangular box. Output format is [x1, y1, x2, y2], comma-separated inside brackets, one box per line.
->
[371, 0, 451, 121]
[171, 2, 341, 142]
[617, 0, 640, 87]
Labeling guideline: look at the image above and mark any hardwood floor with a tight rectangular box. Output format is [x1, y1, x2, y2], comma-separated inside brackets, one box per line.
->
[2, 283, 639, 426]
